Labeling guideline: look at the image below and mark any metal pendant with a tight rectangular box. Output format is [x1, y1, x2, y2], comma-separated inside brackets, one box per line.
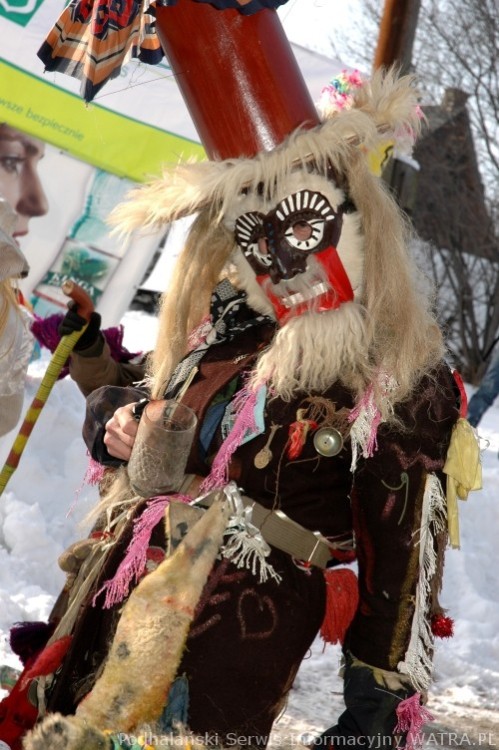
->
[254, 447, 273, 469]
[313, 427, 343, 457]
[254, 423, 281, 469]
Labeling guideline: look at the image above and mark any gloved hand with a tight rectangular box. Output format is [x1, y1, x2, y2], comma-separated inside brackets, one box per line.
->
[58, 300, 102, 352]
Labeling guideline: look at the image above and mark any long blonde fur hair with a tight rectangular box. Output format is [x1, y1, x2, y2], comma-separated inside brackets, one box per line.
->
[94, 69, 445, 520]
[0, 279, 19, 347]
[148, 210, 235, 399]
[145, 148, 443, 408]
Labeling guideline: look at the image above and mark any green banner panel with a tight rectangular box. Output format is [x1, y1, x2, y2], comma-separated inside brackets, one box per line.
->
[0, 0, 45, 27]
[0, 59, 205, 181]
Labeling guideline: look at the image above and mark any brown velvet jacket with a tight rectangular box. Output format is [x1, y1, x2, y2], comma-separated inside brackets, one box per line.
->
[52, 320, 461, 745]
[82, 325, 460, 678]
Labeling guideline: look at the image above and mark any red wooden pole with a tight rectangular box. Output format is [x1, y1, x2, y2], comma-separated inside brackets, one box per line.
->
[155, 0, 320, 160]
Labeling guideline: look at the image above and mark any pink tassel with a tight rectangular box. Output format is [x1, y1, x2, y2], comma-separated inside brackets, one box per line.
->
[348, 383, 382, 458]
[187, 314, 212, 350]
[68, 454, 107, 518]
[394, 693, 434, 750]
[94, 494, 190, 609]
[366, 410, 382, 456]
[83, 456, 107, 486]
[348, 383, 373, 422]
[200, 384, 261, 493]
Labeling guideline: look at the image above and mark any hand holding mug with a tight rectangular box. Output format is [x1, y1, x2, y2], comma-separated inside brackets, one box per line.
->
[127, 399, 198, 497]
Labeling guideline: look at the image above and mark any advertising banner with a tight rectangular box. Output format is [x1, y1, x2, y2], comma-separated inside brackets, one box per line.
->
[0, 0, 342, 319]
[0, 59, 205, 183]
[0, 0, 205, 180]
[0, 128, 162, 325]
[0, 0, 192, 321]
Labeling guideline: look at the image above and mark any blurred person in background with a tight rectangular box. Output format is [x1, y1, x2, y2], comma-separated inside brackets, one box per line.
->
[0, 123, 49, 434]
[0, 123, 49, 241]
[0, 198, 33, 435]
[467, 344, 499, 428]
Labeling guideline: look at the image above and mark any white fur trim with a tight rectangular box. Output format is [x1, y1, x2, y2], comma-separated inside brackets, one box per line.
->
[251, 302, 368, 401]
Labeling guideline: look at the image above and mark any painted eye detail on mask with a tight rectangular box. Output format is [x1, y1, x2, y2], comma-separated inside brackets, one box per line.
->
[235, 211, 272, 269]
[276, 190, 337, 252]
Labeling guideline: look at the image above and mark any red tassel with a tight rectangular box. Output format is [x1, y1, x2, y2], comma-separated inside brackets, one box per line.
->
[21, 635, 73, 687]
[431, 614, 454, 639]
[0, 635, 72, 750]
[320, 568, 359, 645]
[452, 369, 468, 418]
[287, 419, 317, 460]
[83, 455, 106, 486]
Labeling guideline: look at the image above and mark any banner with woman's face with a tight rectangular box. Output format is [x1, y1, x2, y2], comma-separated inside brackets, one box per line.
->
[0, 123, 162, 326]
[0, 124, 48, 238]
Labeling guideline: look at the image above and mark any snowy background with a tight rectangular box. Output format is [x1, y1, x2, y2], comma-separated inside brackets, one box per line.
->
[0, 310, 498, 746]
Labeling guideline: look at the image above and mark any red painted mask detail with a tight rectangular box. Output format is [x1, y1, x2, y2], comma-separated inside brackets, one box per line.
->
[256, 244, 354, 325]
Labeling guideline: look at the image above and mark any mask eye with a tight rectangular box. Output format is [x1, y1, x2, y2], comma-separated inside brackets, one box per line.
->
[235, 212, 272, 272]
[276, 190, 337, 252]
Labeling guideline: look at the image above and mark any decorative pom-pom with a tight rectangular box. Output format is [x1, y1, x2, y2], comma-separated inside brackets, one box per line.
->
[431, 613, 454, 638]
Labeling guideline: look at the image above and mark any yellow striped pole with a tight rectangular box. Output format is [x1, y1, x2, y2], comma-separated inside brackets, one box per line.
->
[0, 281, 93, 496]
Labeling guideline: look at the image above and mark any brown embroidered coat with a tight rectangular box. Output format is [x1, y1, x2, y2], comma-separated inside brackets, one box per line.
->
[48, 327, 459, 745]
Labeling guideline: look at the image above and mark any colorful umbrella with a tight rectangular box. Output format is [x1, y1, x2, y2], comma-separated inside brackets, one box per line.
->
[37, 0, 291, 103]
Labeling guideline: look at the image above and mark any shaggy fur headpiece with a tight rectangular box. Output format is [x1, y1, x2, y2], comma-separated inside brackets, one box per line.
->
[109, 67, 441, 407]
[111, 68, 421, 233]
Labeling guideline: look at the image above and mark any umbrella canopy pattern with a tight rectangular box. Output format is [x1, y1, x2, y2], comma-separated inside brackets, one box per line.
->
[37, 0, 290, 102]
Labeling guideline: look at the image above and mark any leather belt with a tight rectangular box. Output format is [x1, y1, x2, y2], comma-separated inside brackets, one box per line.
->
[193, 483, 337, 569]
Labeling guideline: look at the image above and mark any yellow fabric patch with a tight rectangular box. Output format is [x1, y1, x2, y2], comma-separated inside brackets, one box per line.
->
[366, 140, 394, 177]
[443, 418, 482, 549]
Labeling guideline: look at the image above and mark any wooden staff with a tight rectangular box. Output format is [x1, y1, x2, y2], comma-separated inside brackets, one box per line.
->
[0, 281, 94, 496]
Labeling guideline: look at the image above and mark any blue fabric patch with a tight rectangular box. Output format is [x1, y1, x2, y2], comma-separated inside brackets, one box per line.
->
[240, 383, 266, 444]
[158, 674, 190, 733]
[199, 400, 230, 459]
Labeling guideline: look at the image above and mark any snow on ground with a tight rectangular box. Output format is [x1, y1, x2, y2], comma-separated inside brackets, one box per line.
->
[0, 310, 498, 743]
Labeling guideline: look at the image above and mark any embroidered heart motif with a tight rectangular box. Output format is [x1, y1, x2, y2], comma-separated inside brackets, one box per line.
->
[237, 588, 277, 640]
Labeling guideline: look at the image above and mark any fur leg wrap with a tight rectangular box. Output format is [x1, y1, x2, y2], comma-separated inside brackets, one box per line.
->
[74, 496, 230, 733]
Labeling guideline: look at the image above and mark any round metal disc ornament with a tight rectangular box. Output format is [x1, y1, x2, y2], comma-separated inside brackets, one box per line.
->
[313, 427, 343, 457]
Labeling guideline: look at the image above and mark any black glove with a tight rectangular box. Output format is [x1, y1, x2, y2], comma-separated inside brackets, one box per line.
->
[58, 301, 102, 351]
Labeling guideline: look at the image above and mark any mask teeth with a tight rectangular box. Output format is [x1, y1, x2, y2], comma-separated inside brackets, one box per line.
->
[281, 281, 329, 309]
